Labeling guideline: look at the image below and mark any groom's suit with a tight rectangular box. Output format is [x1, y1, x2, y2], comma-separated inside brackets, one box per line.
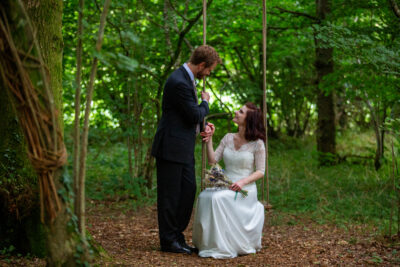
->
[151, 65, 209, 247]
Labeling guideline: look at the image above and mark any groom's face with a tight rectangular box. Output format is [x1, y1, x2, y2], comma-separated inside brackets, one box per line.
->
[196, 62, 217, 79]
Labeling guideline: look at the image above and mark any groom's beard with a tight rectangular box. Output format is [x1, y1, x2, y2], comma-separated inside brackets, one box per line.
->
[196, 72, 207, 79]
[196, 67, 208, 80]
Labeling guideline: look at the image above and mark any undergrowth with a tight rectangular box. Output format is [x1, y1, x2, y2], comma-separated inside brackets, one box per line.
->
[74, 130, 398, 235]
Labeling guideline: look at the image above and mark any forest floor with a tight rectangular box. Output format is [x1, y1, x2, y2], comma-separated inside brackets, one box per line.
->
[88, 201, 400, 266]
[1, 200, 400, 266]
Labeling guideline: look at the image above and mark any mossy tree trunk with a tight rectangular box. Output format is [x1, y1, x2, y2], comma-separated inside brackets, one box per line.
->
[0, 66, 46, 257]
[0, 0, 84, 265]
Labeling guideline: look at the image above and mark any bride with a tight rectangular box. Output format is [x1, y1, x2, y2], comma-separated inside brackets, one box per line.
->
[192, 102, 266, 259]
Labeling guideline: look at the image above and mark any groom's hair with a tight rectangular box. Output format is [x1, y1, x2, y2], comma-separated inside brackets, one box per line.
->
[244, 102, 266, 143]
[189, 45, 222, 68]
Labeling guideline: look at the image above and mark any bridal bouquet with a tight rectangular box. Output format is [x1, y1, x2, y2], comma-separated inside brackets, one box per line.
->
[204, 163, 248, 198]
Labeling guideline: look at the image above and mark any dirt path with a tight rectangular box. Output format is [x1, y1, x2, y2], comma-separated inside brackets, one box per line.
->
[1, 201, 399, 266]
[87, 201, 399, 266]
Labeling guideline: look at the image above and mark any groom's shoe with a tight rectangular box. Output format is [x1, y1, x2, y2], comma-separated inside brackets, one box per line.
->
[180, 242, 199, 254]
[161, 241, 192, 255]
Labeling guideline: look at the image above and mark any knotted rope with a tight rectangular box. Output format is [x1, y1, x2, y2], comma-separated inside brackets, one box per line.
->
[0, 2, 66, 223]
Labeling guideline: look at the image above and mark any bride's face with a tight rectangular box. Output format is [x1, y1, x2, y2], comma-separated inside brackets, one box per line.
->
[232, 105, 248, 126]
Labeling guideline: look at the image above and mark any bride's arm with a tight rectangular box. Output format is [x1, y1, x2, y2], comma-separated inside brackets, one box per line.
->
[201, 126, 227, 164]
[201, 123, 217, 164]
[206, 137, 217, 164]
[230, 171, 264, 191]
[230, 139, 266, 191]
[206, 133, 227, 164]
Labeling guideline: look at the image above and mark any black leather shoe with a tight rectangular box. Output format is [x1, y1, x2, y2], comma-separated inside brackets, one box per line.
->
[181, 242, 199, 254]
[161, 240, 192, 255]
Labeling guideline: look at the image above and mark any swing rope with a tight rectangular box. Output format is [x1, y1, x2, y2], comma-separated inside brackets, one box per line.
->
[262, 0, 272, 210]
[200, 0, 270, 209]
[201, 0, 207, 191]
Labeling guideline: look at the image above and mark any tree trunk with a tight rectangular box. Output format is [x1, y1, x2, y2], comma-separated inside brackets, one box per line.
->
[77, 0, 111, 241]
[380, 102, 388, 162]
[314, 0, 336, 165]
[336, 93, 348, 130]
[133, 81, 143, 178]
[142, 145, 155, 189]
[365, 97, 386, 170]
[0, 64, 45, 257]
[73, 0, 84, 229]
[0, 0, 83, 264]
[374, 129, 383, 170]
[377, 114, 386, 170]
[25, 1, 82, 263]
[128, 84, 133, 178]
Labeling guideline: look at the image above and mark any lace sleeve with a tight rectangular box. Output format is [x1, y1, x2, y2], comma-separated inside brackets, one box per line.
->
[254, 139, 266, 174]
[214, 133, 229, 162]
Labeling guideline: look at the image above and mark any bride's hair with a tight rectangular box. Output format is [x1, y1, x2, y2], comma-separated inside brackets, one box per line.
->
[244, 102, 266, 143]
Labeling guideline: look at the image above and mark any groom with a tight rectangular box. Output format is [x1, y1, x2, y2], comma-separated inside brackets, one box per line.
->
[151, 45, 221, 254]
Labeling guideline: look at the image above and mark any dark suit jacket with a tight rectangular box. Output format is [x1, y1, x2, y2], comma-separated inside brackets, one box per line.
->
[151, 66, 209, 164]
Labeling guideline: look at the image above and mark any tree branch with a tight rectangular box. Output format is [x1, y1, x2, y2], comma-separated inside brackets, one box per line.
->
[94, 0, 128, 54]
[137, 0, 163, 28]
[205, 79, 232, 114]
[389, 0, 400, 19]
[157, 0, 213, 100]
[170, 4, 193, 52]
[168, 0, 190, 22]
[233, 46, 255, 82]
[163, 0, 174, 59]
[274, 6, 319, 21]
[220, 62, 247, 101]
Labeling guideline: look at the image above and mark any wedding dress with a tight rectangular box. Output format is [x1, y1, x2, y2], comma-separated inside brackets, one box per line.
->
[192, 133, 265, 258]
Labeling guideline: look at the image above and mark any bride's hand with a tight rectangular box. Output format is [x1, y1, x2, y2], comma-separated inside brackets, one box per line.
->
[230, 180, 245, 192]
[200, 122, 215, 142]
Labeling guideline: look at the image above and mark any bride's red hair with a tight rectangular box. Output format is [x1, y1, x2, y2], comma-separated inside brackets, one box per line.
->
[244, 102, 266, 143]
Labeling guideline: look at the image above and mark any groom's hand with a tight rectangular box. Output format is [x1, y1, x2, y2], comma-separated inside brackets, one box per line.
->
[200, 122, 215, 142]
[201, 91, 210, 102]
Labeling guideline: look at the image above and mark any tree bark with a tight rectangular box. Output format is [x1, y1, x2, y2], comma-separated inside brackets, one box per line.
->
[0, 54, 45, 257]
[141, 145, 155, 189]
[314, 0, 336, 165]
[23, 1, 78, 263]
[0, 0, 84, 264]
[73, 0, 84, 229]
[389, 0, 400, 19]
[133, 80, 143, 178]
[365, 97, 386, 170]
[78, 0, 111, 239]
[128, 80, 133, 178]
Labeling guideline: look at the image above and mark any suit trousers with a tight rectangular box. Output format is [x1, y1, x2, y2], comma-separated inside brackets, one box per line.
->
[156, 157, 196, 246]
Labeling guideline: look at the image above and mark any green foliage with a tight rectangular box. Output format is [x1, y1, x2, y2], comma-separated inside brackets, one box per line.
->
[57, 0, 400, 245]
[0, 245, 15, 256]
[268, 132, 398, 234]
[61, 0, 399, 163]
[68, 129, 399, 236]
[80, 143, 156, 207]
[386, 116, 400, 137]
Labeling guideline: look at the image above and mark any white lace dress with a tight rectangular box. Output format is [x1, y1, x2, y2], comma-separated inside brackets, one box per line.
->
[192, 133, 265, 259]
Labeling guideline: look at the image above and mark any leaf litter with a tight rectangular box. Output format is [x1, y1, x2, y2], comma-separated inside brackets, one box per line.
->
[1, 200, 400, 266]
